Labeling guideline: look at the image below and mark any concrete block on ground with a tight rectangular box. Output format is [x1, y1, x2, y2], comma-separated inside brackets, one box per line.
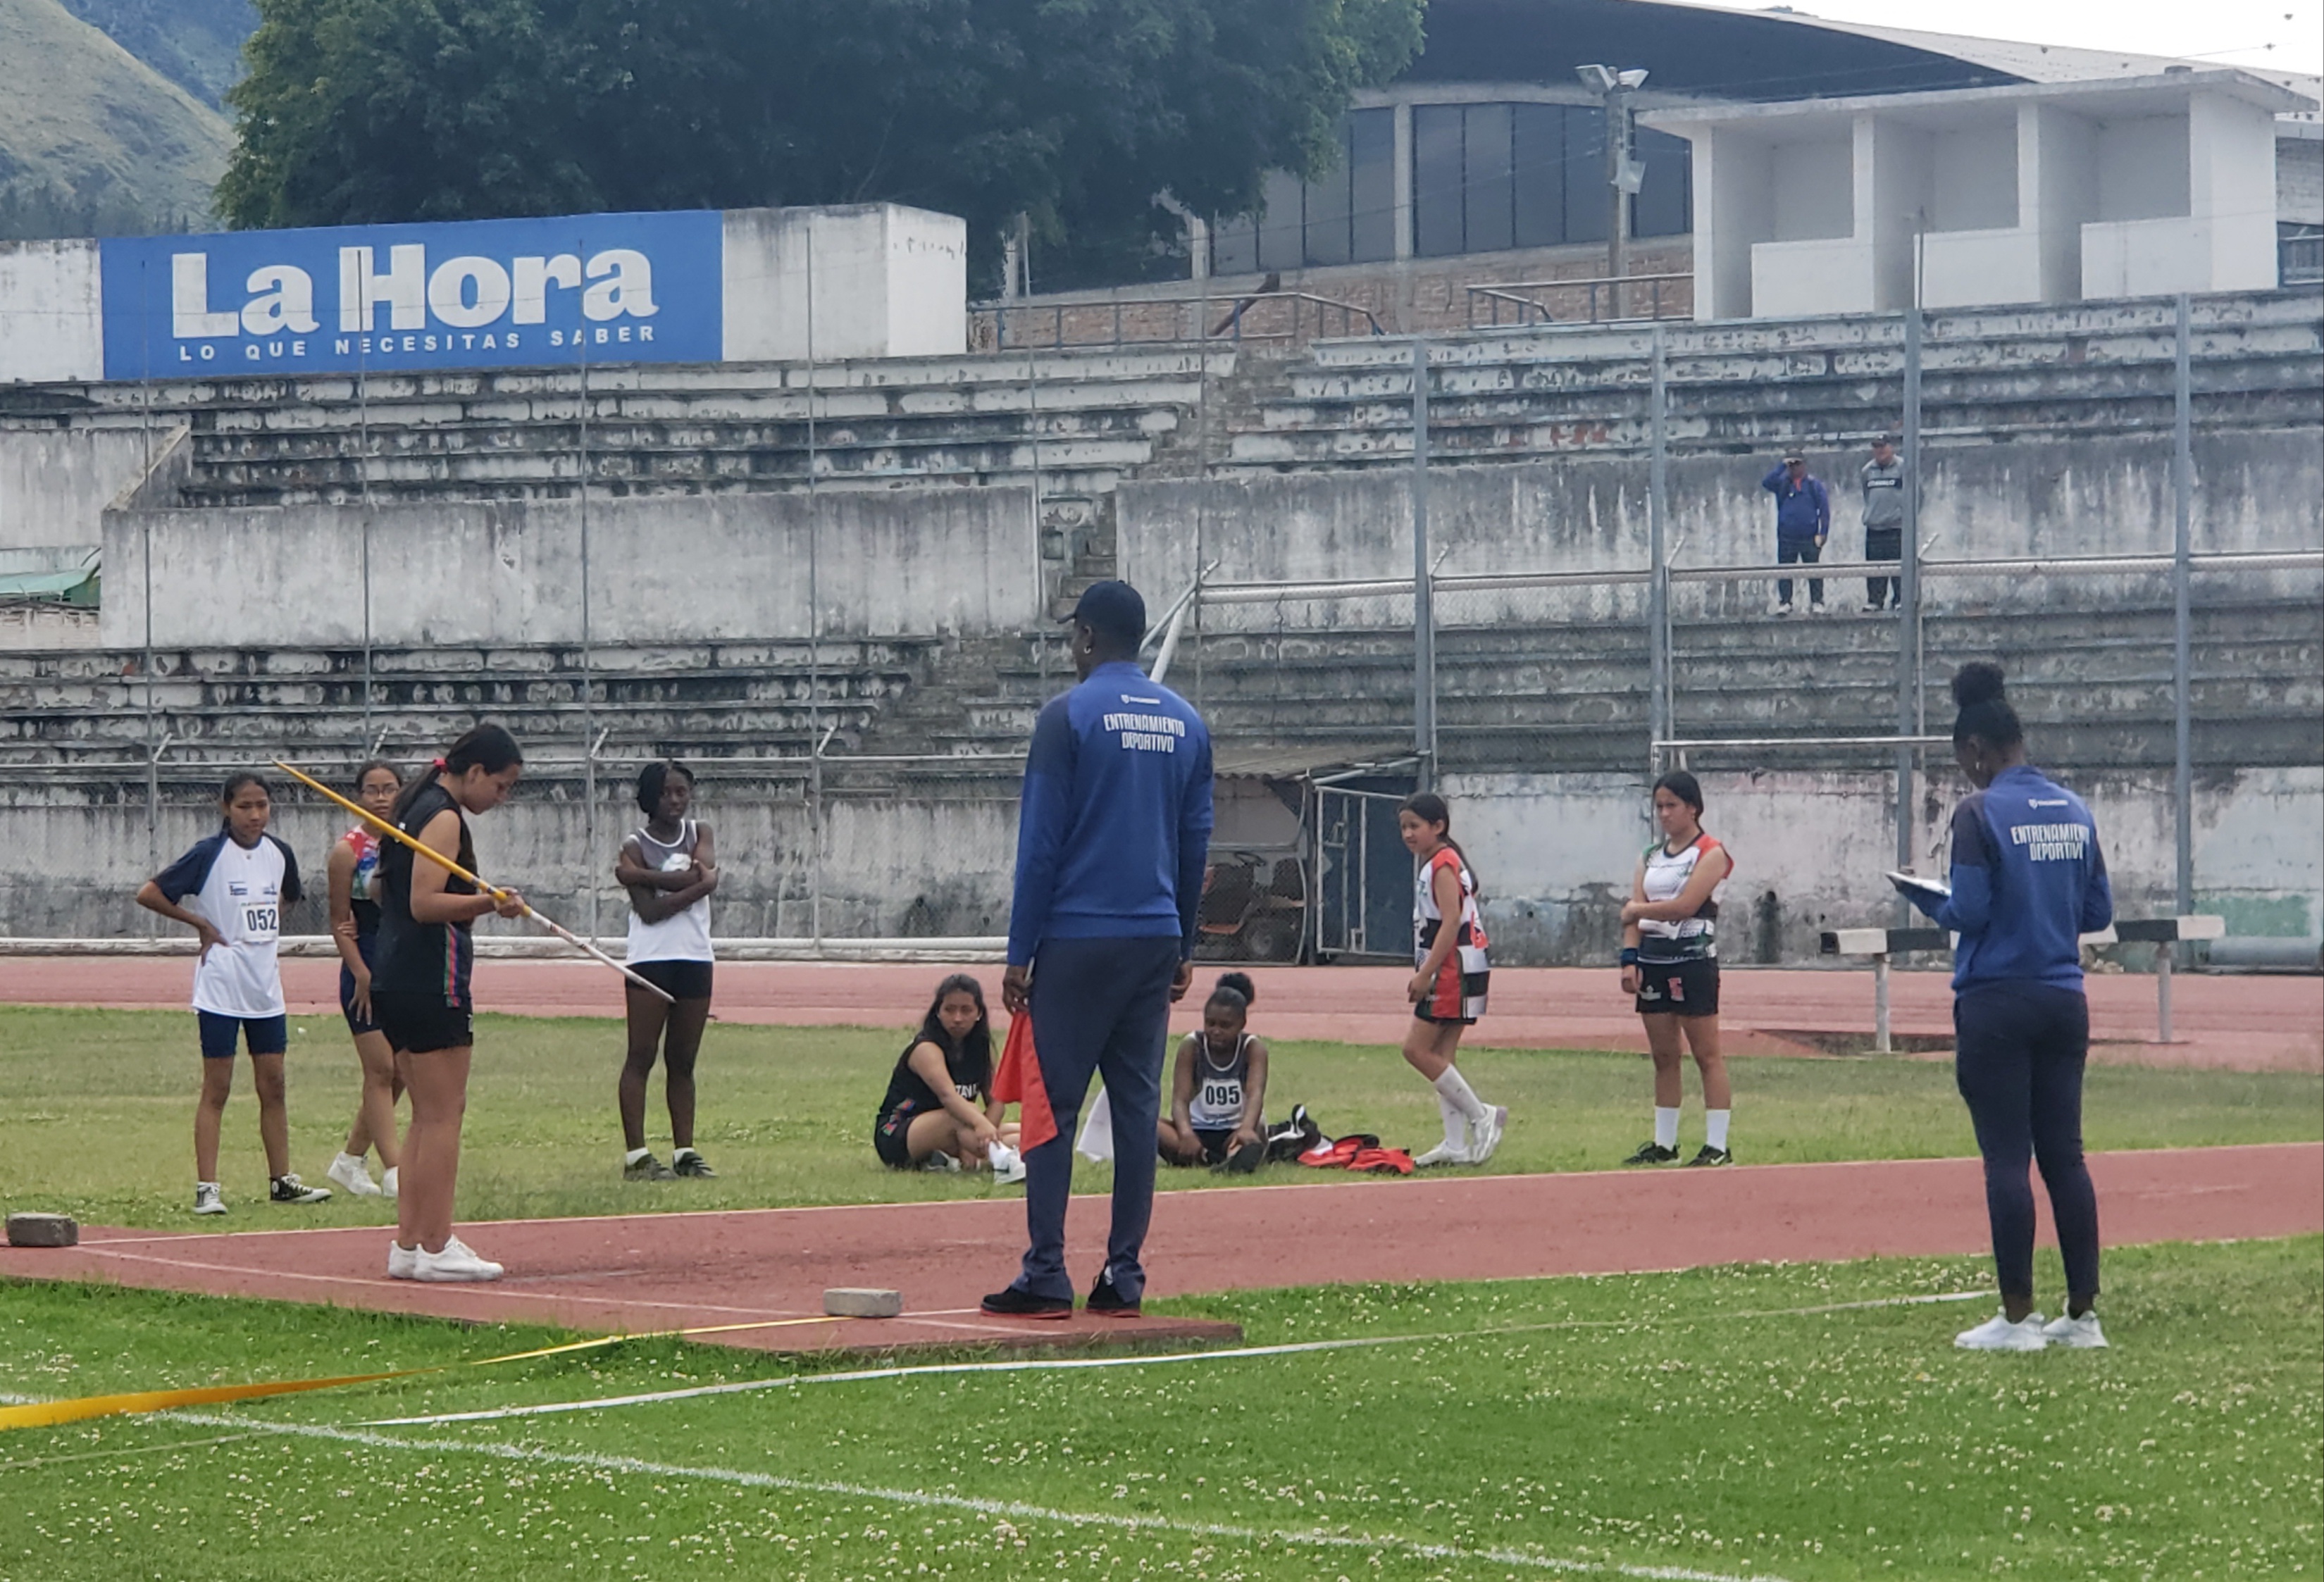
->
[824, 1287, 902, 1319]
[6, 1212, 78, 1247]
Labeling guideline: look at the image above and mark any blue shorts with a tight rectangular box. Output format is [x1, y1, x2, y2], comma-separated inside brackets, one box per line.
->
[198, 1011, 289, 1060]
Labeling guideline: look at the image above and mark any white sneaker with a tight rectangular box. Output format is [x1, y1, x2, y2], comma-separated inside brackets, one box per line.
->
[1768, 597, 1792, 616]
[988, 1144, 1028, 1186]
[1955, 1312, 2048, 1352]
[2042, 1312, 2109, 1350]
[411, 1235, 503, 1283]
[328, 1152, 383, 1197]
[386, 1240, 420, 1280]
[193, 1182, 226, 1216]
[1413, 1138, 1470, 1167]
[1466, 1105, 1508, 1166]
[380, 1166, 398, 1202]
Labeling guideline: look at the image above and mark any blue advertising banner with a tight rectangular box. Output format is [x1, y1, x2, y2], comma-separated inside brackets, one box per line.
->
[99, 209, 724, 380]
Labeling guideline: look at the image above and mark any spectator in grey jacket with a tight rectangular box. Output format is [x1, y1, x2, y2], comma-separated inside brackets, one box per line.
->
[1860, 435, 1906, 612]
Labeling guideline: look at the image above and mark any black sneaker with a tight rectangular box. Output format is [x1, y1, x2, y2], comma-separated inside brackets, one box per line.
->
[671, 1151, 718, 1178]
[1684, 1145, 1734, 1167]
[1217, 1138, 1265, 1176]
[270, 1173, 331, 1204]
[1085, 1269, 1141, 1318]
[980, 1285, 1073, 1320]
[623, 1153, 677, 1181]
[1622, 1141, 1681, 1166]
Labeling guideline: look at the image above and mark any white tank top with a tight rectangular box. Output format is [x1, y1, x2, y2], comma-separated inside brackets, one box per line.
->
[625, 819, 714, 964]
[1639, 833, 1727, 961]
[1186, 1032, 1256, 1130]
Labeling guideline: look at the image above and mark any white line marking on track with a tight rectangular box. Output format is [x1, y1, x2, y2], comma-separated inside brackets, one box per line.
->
[358, 1290, 1991, 1426]
[148, 1407, 1789, 1582]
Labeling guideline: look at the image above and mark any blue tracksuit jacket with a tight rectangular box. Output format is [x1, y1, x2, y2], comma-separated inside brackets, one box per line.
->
[1908, 764, 2114, 993]
[1762, 466, 1832, 541]
[1007, 661, 1214, 966]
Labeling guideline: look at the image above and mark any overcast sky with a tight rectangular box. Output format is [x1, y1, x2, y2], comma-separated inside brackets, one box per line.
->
[1695, 0, 2324, 77]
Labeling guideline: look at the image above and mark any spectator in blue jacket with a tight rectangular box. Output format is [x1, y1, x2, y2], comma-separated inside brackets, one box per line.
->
[1761, 451, 1830, 615]
[1903, 662, 2115, 1354]
[983, 580, 1214, 1321]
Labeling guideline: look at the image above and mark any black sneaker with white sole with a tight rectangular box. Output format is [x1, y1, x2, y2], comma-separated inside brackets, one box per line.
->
[1086, 1269, 1141, 1317]
[1684, 1145, 1733, 1166]
[980, 1285, 1074, 1320]
[269, 1173, 331, 1204]
[1622, 1141, 1681, 1166]
[671, 1151, 718, 1178]
[624, 1153, 677, 1181]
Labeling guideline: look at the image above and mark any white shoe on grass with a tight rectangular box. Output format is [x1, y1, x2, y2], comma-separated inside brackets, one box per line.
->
[988, 1143, 1028, 1186]
[2042, 1312, 2109, 1350]
[386, 1240, 420, 1280]
[411, 1236, 502, 1283]
[380, 1166, 399, 1202]
[1466, 1105, 1508, 1165]
[1412, 1139, 1469, 1167]
[193, 1182, 226, 1216]
[328, 1152, 383, 1197]
[1955, 1312, 2047, 1352]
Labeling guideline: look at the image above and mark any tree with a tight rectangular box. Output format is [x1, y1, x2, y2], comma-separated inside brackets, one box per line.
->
[218, 0, 1422, 287]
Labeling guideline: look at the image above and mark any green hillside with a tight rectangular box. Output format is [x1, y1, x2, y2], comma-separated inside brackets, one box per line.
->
[56, 0, 254, 108]
[0, 0, 232, 240]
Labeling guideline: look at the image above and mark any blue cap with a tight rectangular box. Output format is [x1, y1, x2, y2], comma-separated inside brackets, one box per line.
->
[1063, 579, 1147, 649]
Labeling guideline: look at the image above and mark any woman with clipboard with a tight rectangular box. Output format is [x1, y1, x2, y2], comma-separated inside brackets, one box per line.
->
[1898, 664, 2115, 1352]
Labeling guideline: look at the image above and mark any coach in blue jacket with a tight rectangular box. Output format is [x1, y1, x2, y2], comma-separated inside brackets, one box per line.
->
[983, 580, 1215, 1320]
[1905, 661, 2115, 1354]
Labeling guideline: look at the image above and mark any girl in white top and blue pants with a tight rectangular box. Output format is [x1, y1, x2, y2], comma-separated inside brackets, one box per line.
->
[614, 761, 720, 1181]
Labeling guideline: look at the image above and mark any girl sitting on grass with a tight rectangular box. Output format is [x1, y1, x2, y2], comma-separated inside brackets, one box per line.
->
[875, 973, 1022, 1179]
[1158, 971, 1271, 1172]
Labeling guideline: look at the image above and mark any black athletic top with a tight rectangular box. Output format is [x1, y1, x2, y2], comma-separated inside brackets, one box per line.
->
[876, 1036, 990, 1129]
[374, 781, 478, 1007]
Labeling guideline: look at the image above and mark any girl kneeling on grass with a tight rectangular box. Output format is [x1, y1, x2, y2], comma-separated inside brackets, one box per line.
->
[137, 771, 330, 1214]
[1400, 792, 1505, 1166]
[874, 974, 1022, 1180]
[1158, 971, 1270, 1172]
[374, 724, 528, 1283]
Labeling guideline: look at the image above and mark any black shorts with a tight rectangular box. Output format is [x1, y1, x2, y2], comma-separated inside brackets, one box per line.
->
[373, 992, 475, 1055]
[1635, 957, 1720, 1019]
[1191, 1126, 1239, 1164]
[198, 1011, 287, 1059]
[339, 935, 380, 1037]
[630, 958, 714, 1002]
[873, 1103, 919, 1169]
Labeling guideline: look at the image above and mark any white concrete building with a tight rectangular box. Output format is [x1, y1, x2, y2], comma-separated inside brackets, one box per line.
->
[1650, 70, 2311, 319]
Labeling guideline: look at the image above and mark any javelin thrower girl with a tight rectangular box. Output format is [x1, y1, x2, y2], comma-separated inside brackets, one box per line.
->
[1619, 771, 1736, 1167]
[1400, 792, 1505, 1166]
[613, 760, 719, 1181]
[323, 759, 404, 1200]
[373, 724, 527, 1282]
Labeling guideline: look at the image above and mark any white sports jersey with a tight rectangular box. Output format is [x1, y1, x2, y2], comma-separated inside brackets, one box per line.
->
[1639, 834, 1727, 961]
[1186, 1032, 1256, 1130]
[625, 819, 714, 965]
[155, 829, 303, 1018]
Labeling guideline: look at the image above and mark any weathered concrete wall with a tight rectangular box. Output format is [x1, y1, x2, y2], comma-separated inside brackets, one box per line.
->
[0, 240, 101, 387]
[1446, 764, 2324, 966]
[101, 485, 1042, 649]
[0, 428, 154, 551]
[1121, 429, 2324, 630]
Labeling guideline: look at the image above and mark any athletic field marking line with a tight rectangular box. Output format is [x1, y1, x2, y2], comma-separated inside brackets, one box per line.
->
[58, 1139, 2317, 1246]
[356, 1290, 1992, 1427]
[128, 1407, 1784, 1582]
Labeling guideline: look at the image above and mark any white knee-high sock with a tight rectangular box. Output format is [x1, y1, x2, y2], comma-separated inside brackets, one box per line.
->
[1433, 1066, 1489, 1125]
[1653, 1107, 1680, 1150]
[1436, 1091, 1465, 1149]
[1705, 1109, 1731, 1151]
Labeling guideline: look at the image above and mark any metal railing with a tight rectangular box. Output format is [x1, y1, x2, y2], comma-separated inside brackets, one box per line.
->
[971, 288, 1383, 351]
[1465, 271, 1693, 328]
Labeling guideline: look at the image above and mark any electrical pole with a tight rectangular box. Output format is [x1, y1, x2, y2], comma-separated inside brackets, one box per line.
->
[1578, 64, 1649, 319]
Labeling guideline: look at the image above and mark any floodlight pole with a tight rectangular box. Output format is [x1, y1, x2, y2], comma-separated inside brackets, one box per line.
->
[1580, 64, 1648, 318]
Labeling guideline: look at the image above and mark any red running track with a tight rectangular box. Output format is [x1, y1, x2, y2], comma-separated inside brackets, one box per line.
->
[3, 1145, 2314, 1356]
[8, 957, 2317, 1071]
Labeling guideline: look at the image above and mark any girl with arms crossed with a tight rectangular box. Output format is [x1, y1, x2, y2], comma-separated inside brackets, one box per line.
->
[1157, 971, 1269, 1172]
[1619, 771, 1736, 1166]
[137, 771, 330, 1213]
[614, 760, 719, 1181]
[324, 759, 403, 1200]
[373, 724, 528, 1282]
[1400, 792, 1505, 1166]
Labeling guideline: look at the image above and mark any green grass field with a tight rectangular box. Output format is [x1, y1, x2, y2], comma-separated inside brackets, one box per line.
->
[4, 1005, 2319, 1229]
[3, 1238, 2318, 1581]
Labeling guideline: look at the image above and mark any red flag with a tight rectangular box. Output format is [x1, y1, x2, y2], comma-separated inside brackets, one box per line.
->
[991, 1010, 1057, 1150]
